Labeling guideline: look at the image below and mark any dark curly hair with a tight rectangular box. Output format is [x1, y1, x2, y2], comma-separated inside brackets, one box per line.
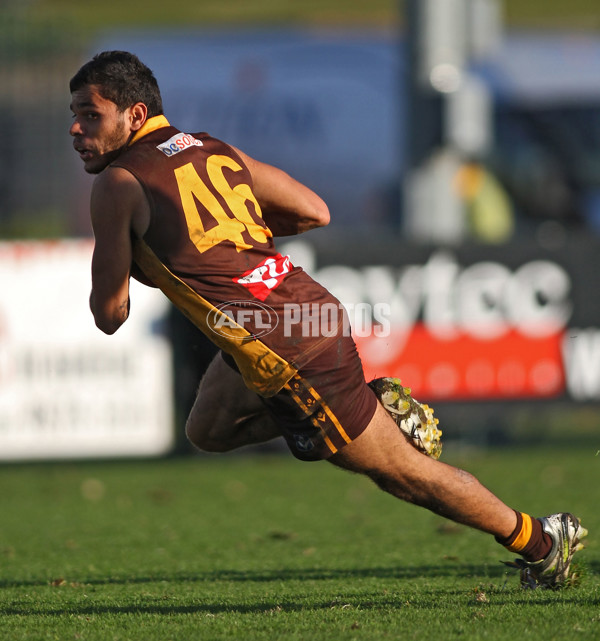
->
[69, 51, 163, 117]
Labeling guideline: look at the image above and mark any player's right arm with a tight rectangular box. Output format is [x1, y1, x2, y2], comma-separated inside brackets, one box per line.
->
[89, 167, 147, 334]
[233, 147, 330, 236]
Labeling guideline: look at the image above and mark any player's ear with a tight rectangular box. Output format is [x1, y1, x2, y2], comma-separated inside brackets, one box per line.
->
[129, 102, 148, 131]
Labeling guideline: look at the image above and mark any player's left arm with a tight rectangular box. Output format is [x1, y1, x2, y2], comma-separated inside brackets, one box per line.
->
[233, 147, 330, 236]
[89, 167, 141, 334]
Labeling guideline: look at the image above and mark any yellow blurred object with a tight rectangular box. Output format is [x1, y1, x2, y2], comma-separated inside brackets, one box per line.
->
[456, 163, 515, 243]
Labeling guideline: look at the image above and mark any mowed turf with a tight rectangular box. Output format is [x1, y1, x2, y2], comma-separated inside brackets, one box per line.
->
[0, 445, 598, 640]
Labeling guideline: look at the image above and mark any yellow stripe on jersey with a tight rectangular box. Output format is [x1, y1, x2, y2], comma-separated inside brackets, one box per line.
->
[132, 239, 297, 397]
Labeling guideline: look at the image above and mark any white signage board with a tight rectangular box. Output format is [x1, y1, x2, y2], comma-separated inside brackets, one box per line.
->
[0, 240, 174, 460]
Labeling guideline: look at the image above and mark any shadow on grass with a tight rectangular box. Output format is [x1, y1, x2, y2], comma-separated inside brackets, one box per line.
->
[0, 562, 510, 590]
[3, 559, 598, 587]
[2, 587, 599, 618]
[2, 562, 599, 617]
[1, 561, 597, 617]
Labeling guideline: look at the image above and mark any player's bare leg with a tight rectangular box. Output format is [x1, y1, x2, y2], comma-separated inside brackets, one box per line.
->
[185, 352, 280, 452]
[329, 401, 517, 539]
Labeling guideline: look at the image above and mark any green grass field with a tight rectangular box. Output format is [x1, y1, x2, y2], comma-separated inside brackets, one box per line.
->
[0, 445, 598, 640]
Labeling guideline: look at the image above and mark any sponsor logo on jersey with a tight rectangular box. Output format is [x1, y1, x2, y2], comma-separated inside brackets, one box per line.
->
[157, 132, 203, 157]
[233, 254, 292, 301]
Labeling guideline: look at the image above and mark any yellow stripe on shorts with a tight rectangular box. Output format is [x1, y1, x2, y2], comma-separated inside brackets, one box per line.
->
[284, 378, 339, 455]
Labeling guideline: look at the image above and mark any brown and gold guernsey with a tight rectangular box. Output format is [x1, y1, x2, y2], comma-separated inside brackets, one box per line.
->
[112, 116, 342, 397]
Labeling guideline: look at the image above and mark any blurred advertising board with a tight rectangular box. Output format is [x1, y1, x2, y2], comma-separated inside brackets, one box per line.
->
[281, 234, 600, 403]
[0, 241, 174, 461]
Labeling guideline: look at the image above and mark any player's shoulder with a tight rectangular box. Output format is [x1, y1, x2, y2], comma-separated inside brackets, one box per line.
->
[93, 165, 140, 192]
[91, 166, 146, 218]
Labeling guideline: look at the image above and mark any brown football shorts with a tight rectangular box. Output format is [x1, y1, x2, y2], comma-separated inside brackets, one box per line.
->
[244, 334, 378, 461]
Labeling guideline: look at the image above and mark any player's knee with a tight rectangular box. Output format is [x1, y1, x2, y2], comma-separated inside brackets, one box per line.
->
[367, 459, 445, 507]
[369, 466, 467, 516]
[369, 470, 417, 502]
[185, 416, 204, 450]
[185, 404, 241, 452]
[186, 424, 230, 453]
[185, 413, 220, 452]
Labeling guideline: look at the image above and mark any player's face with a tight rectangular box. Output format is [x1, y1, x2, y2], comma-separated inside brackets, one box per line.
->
[69, 85, 131, 174]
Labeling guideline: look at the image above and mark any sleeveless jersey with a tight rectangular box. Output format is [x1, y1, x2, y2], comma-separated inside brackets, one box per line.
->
[112, 117, 343, 396]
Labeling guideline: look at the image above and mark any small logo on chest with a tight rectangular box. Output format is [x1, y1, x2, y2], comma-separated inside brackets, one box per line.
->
[157, 132, 203, 157]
